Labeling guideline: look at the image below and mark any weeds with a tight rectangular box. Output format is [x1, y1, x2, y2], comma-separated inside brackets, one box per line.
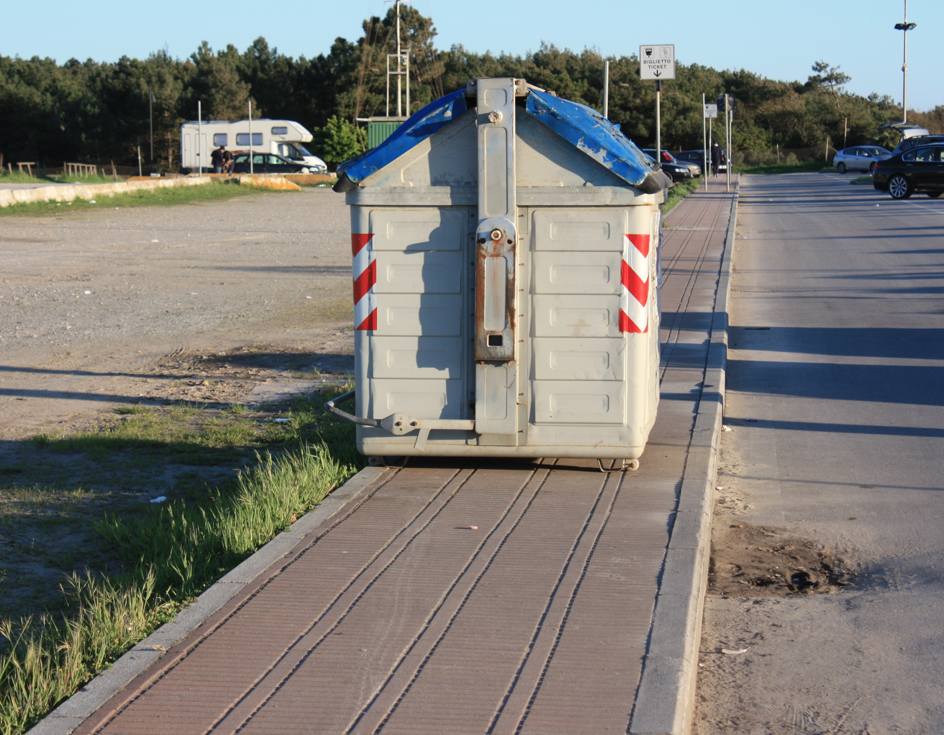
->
[0, 389, 361, 734]
[0, 571, 158, 735]
[664, 176, 703, 214]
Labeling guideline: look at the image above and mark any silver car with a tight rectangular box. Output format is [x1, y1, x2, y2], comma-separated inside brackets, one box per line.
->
[833, 146, 891, 174]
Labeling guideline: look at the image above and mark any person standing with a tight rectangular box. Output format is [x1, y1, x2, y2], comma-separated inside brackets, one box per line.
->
[211, 146, 226, 174]
[711, 142, 722, 176]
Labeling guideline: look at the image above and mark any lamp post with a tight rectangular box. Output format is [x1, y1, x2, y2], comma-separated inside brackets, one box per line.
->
[894, 0, 916, 122]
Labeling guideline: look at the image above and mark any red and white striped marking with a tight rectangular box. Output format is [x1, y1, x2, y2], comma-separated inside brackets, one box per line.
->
[352, 233, 377, 331]
[619, 233, 650, 333]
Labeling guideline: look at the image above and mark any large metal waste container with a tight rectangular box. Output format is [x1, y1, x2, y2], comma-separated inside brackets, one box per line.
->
[329, 77, 672, 466]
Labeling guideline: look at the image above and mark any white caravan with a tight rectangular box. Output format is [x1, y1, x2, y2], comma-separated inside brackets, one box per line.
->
[180, 119, 327, 173]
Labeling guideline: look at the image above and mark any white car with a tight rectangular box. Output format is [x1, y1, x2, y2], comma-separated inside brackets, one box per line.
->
[832, 146, 891, 174]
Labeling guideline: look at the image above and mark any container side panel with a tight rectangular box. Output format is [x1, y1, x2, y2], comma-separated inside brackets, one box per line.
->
[375, 252, 461, 294]
[532, 210, 627, 251]
[532, 296, 620, 338]
[532, 338, 624, 382]
[362, 208, 472, 428]
[377, 294, 463, 337]
[371, 336, 464, 379]
[372, 378, 465, 419]
[530, 208, 629, 431]
[533, 252, 620, 295]
[372, 209, 465, 251]
[533, 381, 624, 425]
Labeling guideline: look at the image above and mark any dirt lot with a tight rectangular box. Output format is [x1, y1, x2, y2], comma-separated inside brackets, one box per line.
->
[0, 189, 356, 619]
[0, 188, 354, 439]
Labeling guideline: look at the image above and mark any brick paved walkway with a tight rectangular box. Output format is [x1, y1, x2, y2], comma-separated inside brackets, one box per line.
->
[44, 178, 736, 735]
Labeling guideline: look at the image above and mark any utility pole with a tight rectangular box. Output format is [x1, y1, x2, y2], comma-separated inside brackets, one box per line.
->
[148, 82, 155, 167]
[385, 0, 411, 118]
[895, 0, 917, 122]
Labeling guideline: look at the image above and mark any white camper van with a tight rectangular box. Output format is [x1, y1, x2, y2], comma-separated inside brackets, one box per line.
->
[180, 119, 327, 174]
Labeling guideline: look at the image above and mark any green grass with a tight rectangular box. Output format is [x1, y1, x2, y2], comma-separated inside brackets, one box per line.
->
[664, 176, 703, 214]
[0, 388, 362, 734]
[0, 180, 272, 217]
[735, 160, 830, 175]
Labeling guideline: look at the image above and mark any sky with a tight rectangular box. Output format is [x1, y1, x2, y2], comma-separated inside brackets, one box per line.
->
[3, 0, 940, 113]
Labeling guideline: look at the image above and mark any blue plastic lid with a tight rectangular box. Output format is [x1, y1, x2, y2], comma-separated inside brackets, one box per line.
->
[335, 82, 666, 194]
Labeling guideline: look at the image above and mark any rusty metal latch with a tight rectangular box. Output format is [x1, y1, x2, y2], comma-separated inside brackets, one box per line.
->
[474, 217, 517, 361]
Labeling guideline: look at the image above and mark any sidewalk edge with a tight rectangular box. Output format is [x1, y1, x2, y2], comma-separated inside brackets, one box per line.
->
[630, 180, 739, 735]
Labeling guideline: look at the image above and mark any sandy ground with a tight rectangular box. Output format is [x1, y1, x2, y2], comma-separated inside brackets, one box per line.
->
[0, 188, 355, 440]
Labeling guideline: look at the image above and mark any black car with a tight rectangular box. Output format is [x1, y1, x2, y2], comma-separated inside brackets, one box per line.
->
[872, 144, 944, 199]
[675, 148, 727, 174]
[232, 152, 310, 174]
[641, 149, 693, 183]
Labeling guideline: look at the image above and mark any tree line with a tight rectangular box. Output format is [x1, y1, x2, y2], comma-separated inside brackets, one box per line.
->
[2, 6, 942, 171]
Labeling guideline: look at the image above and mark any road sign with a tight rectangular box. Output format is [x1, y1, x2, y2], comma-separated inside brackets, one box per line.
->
[704, 104, 718, 119]
[639, 45, 675, 80]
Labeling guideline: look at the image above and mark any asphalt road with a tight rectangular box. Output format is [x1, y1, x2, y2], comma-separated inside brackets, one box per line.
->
[695, 173, 944, 733]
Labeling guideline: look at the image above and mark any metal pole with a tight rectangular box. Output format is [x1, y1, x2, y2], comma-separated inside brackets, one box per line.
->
[603, 60, 609, 119]
[901, 0, 908, 122]
[148, 83, 154, 166]
[725, 107, 731, 192]
[895, 0, 916, 123]
[655, 80, 662, 172]
[702, 93, 707, 190]
[396, 0, 402, 117]
[197, 101, 202, 174]
[249, 101, 254, 175]
[903, 0, 908, 121]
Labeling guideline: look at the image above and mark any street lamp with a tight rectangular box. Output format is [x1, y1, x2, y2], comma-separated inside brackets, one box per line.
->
[894, 0, 916, 122]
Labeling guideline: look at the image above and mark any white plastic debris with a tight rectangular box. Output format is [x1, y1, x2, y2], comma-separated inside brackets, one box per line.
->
[150, 496, 168, 504]
[722, 425, 733, 432]
[84, 290, 91, 295]
[722, 648, 749, 655]
[88, 199, 96, 204]
[275, 418, 290, 423]
[151, 239, 159, 243]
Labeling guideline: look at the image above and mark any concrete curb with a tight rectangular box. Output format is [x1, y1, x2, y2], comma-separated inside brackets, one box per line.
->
[27, 465, 388, 735]
[630, 181, 739, 735]
[0, 176, 215, 208]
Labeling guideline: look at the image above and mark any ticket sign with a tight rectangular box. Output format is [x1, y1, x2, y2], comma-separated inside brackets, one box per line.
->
[640, 45, 676, 80]
[704, 104, 718, 119]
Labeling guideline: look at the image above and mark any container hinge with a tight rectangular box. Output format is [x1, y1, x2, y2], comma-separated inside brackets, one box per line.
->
[324, 391, 474, 435]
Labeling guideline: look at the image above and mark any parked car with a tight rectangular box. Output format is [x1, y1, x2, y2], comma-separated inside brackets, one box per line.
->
[872, 144, 944, 199]
[641, 149, 695, 182]
[892, 135, 944, 157]
[675, 148, 727, 174]
[231, 152, 318, 174]
[832, 146, 891, 173]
